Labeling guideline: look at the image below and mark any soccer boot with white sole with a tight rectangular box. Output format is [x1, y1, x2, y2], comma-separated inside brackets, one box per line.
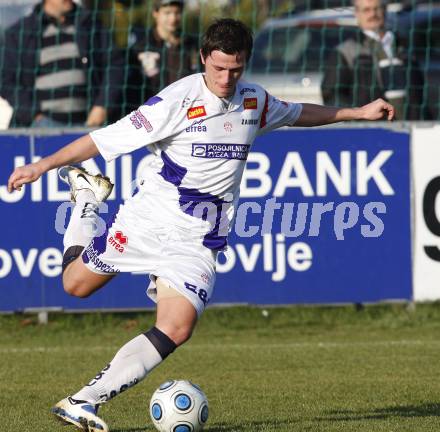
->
[58, 165, 113, 203]
[51, 396, 108, 432]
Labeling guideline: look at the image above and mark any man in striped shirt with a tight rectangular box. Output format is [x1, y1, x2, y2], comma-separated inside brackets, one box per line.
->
[1, 0, 123, 127]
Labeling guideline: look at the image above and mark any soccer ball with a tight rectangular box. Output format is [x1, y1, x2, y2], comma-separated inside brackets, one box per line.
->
[149, 380, 209, 432]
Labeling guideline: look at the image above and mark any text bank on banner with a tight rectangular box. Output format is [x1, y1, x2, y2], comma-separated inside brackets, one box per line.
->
[0, 128, 411, 311]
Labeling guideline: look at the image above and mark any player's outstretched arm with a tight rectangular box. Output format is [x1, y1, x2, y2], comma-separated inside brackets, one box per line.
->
[294, 98, 395, 127]
[7, 134, 100, 193]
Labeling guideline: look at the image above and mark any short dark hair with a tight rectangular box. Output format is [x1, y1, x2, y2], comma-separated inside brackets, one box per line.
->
[201, 18, 253, 62]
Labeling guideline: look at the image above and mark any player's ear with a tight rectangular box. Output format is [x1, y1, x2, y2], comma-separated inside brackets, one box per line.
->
[200, 50, 206, 65]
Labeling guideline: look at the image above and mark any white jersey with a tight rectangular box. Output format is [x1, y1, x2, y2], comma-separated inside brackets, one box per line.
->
[90, 73, 302, 251]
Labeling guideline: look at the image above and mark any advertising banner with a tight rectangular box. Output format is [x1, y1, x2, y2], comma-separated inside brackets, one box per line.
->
[0, 128, 412, 311]
[0, 133, 155, 311]
[215, 128, 412, 305]
[413, 125, 440, 301]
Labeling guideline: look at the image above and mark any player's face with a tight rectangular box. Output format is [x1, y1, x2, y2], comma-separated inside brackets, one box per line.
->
[201, 50, 247, 98]
[153, 5, 182, 34]
[355, 0, 386, 32]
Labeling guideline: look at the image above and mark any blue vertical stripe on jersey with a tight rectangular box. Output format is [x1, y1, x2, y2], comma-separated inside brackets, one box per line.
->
[158, 151, 187, 186]
[158, 151, 227, 251]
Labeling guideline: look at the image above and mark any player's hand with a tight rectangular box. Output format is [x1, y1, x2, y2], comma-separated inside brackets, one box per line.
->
[7, 163, 44, 193]
[359, 98, 395, 121]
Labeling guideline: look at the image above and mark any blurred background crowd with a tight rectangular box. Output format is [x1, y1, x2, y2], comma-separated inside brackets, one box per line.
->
[0, 0, 438, 128]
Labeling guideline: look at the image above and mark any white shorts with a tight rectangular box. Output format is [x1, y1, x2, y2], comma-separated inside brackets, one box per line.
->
[81, 190, 217, 317]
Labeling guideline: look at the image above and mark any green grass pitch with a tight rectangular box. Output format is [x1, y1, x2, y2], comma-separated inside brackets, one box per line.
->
[1, 303, 440, 431]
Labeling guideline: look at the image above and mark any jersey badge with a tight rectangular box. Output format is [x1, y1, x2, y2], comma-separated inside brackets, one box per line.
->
[191, 143, 250, 160]
[182, 97, 192, 108]
[201, 273, 211, 284]
[244, 98, 257, 110]
[187, 106, 207, 120]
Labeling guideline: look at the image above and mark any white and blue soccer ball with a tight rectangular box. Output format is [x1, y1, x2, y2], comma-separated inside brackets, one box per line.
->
[149, 380, 209, 432]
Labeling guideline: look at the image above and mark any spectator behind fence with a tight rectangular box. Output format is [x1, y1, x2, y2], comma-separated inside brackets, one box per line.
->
[96, 0, 149, 49]
[0, 0, 124, 128]
[123, 0, 199, 114]
[321, 0, 426, 120]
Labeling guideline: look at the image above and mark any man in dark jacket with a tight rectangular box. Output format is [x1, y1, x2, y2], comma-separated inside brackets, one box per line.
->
[0, 0, 123, 127]
[123, 0, 199, 114]
[321, 0, 426, 120]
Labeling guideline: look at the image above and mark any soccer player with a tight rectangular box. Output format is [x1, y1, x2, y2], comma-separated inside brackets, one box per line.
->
[7, 18, 394, 432]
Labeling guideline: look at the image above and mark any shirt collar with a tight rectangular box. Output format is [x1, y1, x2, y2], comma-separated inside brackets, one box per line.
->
[363, 30, 395, 59]
[363, 29, 394, 44]
[199, 74, 243, 113]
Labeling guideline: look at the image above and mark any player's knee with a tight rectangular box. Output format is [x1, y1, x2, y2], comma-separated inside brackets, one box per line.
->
[170, 325, 193, 346]
[63, 276, 92, 298]
[155, 324, 193, 347]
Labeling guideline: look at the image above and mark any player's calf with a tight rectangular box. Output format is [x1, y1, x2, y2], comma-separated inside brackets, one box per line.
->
[59, 165, 116, 297]
[62, 259, 114, 298]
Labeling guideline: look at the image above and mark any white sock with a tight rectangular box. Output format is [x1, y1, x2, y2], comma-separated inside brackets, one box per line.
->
[72, 335, 163, 404]
[63, 190, 99, 253]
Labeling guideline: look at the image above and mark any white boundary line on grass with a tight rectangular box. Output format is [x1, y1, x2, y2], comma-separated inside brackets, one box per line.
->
[1, 339, 439, 354]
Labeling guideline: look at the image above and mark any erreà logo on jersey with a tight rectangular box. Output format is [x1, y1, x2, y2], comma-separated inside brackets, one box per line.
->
[108, 231, 128, 253]
[244, 98, 257, 110]
[187, 106, 207, 120]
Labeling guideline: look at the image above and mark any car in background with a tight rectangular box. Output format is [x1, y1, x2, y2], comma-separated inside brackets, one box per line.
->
[245, 4, 440, 118]
[388, 3, 440, 119]
[245, 8, 357, 105]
